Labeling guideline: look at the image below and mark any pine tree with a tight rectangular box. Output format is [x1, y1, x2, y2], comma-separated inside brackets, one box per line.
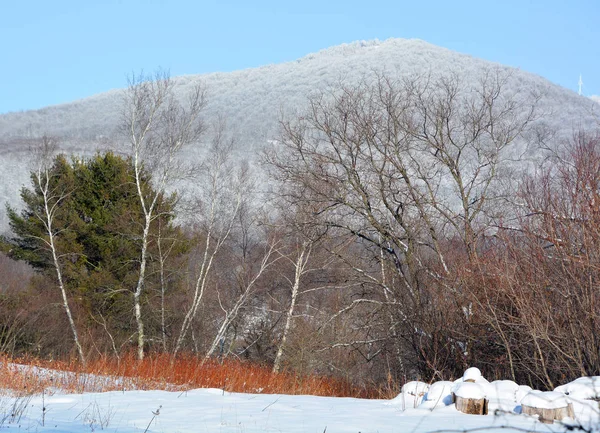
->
[2, 151, 185, 355]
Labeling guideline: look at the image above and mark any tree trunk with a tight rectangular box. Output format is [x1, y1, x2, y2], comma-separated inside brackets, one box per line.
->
[43, 187, 85, 365]
[273, 242, 309, 373]
[133, 217, 151, 360]
[50, 233, 86, 365]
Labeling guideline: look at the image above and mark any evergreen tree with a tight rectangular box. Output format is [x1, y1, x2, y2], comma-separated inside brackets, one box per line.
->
[2, 152, 185, 353]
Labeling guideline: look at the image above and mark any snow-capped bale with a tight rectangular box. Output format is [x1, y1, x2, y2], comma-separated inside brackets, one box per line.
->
[455, 382, 486, 400]
[453, 382, 488, 415]
[488, 380, 519, 395]
[401, 381, 429, 397]
[521, 391, 569, 409]
[424, 381, 454, 406]
[388, 381, 429, 409]
[463, 367, 482, 383]
[555, 377, 600, 401]
[484, 380, 519, 401]
[485, 380, 520, 413]
[451, 376, 488, 396]
[516, 385, 533, 403]
[521, 391, 574, 424]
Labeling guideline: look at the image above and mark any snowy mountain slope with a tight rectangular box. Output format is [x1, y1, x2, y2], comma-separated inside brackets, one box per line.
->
[0, 38, 598, 232]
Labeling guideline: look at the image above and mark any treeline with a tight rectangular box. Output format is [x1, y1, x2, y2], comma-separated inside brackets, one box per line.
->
[0, 69, 599, 390]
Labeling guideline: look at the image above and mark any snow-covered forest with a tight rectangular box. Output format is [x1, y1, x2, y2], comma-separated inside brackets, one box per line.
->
[0, 38, 599, 432]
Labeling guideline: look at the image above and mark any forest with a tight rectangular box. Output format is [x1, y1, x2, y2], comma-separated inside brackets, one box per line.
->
[1, 69, 599, 392]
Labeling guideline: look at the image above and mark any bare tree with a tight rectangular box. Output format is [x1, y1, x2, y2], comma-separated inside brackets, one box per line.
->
[265, 68, 540, 380]
[400, 70, 539, 259]
[487, 130, 600, 387]
[173, 126, 248, 356]
[272, 238, 311, 373]
[122, 70, 206, 360]
[155, 218, 183, 352]
[203, 233, 281, 361]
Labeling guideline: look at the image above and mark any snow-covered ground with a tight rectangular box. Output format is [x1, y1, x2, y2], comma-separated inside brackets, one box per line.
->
[0, 388, 573, 433]
[0, 367, 598, 432]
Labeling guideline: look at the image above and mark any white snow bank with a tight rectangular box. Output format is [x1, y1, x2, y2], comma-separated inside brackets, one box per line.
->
[424, 380, 454, 405]
[521, 391, 570, 409]
[516, 385, 533, 403]
[401, 380, 429, 396]
[555, 376, 600, 400]
[564, 398, 600, 431]
[0, 386, 561, 433]
[487, 380, 519, 396]
[484, 380, 520, 413]
[388, 381, 430, 408]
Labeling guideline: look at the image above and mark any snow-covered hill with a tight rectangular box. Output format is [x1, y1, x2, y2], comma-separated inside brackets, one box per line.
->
[0, 38, 598, 232]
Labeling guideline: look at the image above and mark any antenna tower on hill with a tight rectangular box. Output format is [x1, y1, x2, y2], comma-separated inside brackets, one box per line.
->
[578, 74, 583, 96]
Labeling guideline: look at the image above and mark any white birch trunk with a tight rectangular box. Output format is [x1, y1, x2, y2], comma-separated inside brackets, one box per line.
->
[273, 241, 310, 373]
[173, 143, 246, 356]
[124, 71, 205, 360]
[37, 165, 85, 365]
[203, 240, 280, 362]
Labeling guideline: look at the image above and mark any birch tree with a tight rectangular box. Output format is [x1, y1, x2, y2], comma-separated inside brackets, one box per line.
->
[272, 238, 311, 373]
[6, 137, 85, 364]
[173, 127, 247, 355]
[122, 70, 206, 359]
[203, 233, 281, 361]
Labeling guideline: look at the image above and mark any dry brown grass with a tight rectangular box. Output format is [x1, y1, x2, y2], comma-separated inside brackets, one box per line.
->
[0, 353, 394, 399]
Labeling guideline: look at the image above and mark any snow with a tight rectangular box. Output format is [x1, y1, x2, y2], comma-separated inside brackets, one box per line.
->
[516, 385, 533, 403]
[0, 366, 599, 432]
[419, 381, 454, 409]
[463, 367, 482, 382]
[484, 380, 521, 413]
[454, 382, 486, 399]
[401, 380, 429, 397]
[387, 380, 429, 409]
[487, 380, 520, 396]
[521, 391, 570, 409]
[555, 376, 600, 400]
[0, 387, 583, 433]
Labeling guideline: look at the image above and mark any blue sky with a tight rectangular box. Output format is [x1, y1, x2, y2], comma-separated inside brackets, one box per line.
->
[1, 0, 598, 114]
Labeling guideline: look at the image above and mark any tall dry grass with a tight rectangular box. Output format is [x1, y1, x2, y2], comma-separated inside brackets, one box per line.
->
[0, 353, 394, 399]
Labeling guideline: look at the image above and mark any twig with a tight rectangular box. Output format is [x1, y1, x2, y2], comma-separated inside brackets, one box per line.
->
[143, 405, 162, 433]
[262, 397, 281, 412]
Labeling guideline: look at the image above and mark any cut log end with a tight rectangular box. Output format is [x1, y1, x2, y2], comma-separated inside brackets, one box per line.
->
[454, 394, 488, 415]
[521, 403, 574, 424]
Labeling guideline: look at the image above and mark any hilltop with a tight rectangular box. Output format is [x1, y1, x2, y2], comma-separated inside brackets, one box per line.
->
[0, 38, 597, 230]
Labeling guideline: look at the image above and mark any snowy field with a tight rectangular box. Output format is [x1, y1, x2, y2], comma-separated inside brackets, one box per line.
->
[0, 367, 598, 433]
